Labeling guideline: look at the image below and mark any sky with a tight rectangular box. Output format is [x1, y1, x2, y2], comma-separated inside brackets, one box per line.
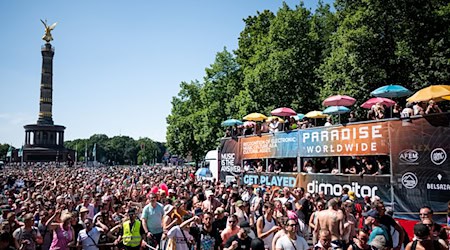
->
[0, 0, 333, 147]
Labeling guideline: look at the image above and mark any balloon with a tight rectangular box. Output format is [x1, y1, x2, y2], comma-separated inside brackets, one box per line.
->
[159, 183, 169, 196]
[151, 186, 159, 194]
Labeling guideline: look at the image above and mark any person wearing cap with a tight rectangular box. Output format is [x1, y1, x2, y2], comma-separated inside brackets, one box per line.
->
[76, 195, 95, 219]
[419, 218, 447, 249]
[12, 213, 43, 250]
[241, 185, 254, 203]
[166, 214, 196, 250]
[373, 200, 404, 250]
[114, 208, 145, 250]
[223, 221, 252, 250]
[405, 223, 445, 250]
[76, 217, 108, 250]
[141, 193, 164, 248]
[275, 218, 309, 250]
[171, 200, 188, 226]
[363, 209, 391, 250]
[233, 200, 250, 225]
[161, 204, 176, 249]
[78, 207, 89, 227]
[213, 207, 227, 233]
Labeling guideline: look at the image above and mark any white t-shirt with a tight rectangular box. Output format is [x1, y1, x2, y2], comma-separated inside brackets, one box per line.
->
[77, 227, 102, 250]
[275, 234, 309, 250]
[167, 226, 193, 250]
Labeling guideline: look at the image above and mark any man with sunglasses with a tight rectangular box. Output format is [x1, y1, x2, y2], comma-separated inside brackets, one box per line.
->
[221, 215, 240, 245]
[275, 219, 309, 250]
[114, 208, 145, 250]
[141, 193, 164, 248]
[223, 221, 252, 250]
[419, 206, 448, 243]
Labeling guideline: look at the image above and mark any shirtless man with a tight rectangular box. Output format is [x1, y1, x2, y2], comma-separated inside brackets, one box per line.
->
[315, 199, 344, 248]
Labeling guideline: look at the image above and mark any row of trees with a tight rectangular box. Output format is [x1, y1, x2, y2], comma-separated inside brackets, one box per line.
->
[1, 135, 167, 165]
[65, 134, 166, 165]
[166, 1, 450, 163]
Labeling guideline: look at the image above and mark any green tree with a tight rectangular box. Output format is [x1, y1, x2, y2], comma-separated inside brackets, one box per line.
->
[319, 0, 450, 116]
[166, 81, 205, 165]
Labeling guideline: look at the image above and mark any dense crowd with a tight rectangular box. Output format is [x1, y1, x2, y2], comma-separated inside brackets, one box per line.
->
[0, 164, 448, 250]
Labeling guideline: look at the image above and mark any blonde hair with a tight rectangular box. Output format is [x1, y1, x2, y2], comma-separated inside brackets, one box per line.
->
[60, 213, 72, 223]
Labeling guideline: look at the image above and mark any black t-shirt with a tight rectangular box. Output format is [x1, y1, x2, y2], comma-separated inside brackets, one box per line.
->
[213, 217, 227, 232]
[296, 198, 311, 222]
[224, 234, 252, 250]
[190, 225, 222, 250]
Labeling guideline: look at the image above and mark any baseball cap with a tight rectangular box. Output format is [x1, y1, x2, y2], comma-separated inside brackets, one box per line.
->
[239, 221, 250, 228]
[235, 200, 244, 207]
[362, 209, 380, 219]
[194, 208, 203, 216]
[128, 207, 137, 215]
[214, 207, 225, 215]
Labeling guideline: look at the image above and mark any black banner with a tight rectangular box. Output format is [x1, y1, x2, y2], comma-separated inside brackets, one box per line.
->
[219, 138, 241, 183]
[390, 113, 450, 224]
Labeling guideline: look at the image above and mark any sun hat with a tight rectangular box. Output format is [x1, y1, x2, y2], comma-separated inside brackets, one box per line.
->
[163, 205, 174, 216]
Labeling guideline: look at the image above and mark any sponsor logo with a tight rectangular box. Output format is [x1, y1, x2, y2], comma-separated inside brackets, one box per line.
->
[426, 173, 450, 190]
[306, 180, 378, 198]
[399, 149, 419, 164]
[426, 183, 450, 190]
[401, 172, 418, 189]
[430, 148, 447, 165]
[243, 174, 296, 188]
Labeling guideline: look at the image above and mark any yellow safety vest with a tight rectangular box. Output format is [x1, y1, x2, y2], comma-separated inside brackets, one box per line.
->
[122, 220, 142, 247]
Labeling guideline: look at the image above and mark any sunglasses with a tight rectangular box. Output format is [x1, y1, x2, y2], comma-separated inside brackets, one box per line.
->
[419, 213, 430, 216]
[423, 223, 433, 227]
[228, 220, 236, 223]
[288, 224, 297, 227]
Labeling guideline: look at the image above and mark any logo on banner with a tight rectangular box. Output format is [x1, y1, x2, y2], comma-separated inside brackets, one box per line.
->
[430, 148, 447, 165]
[401, 172, 418, 189]
[426, 173, 450, 190]
[399, 149, 419, 164]
[306, 180, 378, 198]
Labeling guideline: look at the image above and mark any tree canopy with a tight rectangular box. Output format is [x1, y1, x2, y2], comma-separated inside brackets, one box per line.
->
[65, 134, 166, 165]
[166, 0, 450, 163]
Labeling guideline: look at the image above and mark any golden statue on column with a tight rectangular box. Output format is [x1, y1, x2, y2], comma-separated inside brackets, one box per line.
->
[40, 19, 58, 43]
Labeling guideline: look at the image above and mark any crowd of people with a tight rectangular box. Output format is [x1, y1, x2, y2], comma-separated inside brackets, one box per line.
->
[0, 164, 448, 250]
[224, 100, 444, 138]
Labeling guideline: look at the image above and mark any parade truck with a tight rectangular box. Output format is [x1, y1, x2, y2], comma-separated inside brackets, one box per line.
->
[218, 113, 450, 229]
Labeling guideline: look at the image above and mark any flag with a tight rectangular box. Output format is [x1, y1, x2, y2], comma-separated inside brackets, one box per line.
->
[6, 145, 12, 157]
[85, 143, 87, 160]
[93, 143, 97, 157]
[75, 144, 78, 162]
[18, 146, 23, 157]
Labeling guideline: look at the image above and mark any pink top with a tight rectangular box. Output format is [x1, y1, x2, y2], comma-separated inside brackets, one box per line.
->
[50, 224, 73, 250]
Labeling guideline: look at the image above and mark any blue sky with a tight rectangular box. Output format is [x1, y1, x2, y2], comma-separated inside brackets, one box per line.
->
[0, 1, 332, 147]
